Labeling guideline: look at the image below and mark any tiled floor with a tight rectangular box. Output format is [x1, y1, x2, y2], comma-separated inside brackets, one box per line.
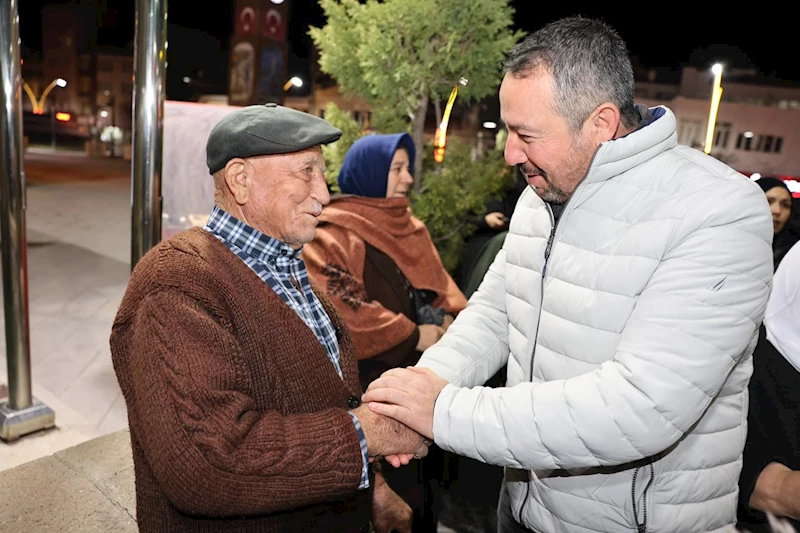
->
[0, 150, 131, 470]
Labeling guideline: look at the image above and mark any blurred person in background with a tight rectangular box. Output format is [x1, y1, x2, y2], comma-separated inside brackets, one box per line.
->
[756, 176, 799, 270]
[304, 132, 466, 532]
[737, 241, 800, 533]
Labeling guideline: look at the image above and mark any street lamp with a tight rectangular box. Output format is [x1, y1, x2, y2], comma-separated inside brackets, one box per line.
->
[433, 77, 469, 163]
[22, 77, 67, 114]
[703, 63, 723, 154]
[282, 76, 303, 91]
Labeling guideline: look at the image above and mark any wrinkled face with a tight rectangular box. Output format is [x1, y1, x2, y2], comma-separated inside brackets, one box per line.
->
[386, 148, 414, 198]
[242, 146, 330, 248]
[766, 185, 793, 234]
[500, 70, 597, 204]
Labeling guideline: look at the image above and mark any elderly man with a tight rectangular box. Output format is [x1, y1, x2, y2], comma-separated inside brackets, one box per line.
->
[110, 104, 428, 533]
[363, 16, 774, 533]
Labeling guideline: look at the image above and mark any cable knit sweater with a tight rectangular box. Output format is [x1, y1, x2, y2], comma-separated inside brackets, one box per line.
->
[110, 227, 372, 533]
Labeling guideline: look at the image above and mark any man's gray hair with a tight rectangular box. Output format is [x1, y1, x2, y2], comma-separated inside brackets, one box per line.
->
[502, 16, 640, 132]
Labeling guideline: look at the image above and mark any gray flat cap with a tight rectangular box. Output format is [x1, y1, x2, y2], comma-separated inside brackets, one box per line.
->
[206, 103, 342, 174]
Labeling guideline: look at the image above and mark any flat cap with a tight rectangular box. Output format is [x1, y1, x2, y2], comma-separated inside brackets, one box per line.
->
[206, 103, 342, 174]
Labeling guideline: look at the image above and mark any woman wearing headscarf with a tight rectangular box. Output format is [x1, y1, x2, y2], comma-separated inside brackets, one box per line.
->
[304, 132, 466, 388]
[737, 241, 800, 532]
[303, 132, 467, 533]
[756, 176, 799, 270]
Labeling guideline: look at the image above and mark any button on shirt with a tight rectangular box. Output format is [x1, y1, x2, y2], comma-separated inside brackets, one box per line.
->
[204, 206, 369, 489]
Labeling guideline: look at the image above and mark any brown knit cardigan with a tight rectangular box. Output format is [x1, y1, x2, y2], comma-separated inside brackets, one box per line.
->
[110, 228, 373, 533]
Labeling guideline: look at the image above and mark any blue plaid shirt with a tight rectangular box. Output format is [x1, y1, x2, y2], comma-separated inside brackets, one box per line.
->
[205, 206, 369, 489]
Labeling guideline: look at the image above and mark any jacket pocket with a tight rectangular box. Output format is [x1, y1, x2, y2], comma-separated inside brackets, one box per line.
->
[631, 463, 655, 533]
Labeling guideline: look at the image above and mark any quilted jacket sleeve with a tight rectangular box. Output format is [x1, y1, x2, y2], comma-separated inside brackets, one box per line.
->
[426, 180, 774, 470]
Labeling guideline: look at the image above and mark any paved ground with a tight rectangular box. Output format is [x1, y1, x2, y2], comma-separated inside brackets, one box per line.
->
[0, 147, 131, 470]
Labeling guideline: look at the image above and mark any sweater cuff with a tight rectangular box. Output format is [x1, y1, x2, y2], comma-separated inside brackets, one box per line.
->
[348, 412, 371, 490]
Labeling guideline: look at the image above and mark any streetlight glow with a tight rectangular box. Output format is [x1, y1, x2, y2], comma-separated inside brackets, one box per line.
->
[703, 63, 724, 154]
[482, 121, 498, 129]
[22, 77, 68, 114]
[282, 76, 303, 91]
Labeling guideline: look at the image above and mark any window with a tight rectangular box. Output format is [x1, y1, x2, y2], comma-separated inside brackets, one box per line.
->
[763, 136, 774, 153]
[713, 122, 731, 149]
[677, 119, 702, 147]
[775, 137, 783, 154]
[744, 136, 753, 151]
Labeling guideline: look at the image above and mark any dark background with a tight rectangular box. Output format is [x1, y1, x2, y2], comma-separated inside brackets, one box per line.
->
[19, 1, 798, 99]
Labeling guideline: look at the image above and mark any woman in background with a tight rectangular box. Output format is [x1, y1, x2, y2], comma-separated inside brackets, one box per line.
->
[304, 132, 466, 533]
[756, 176, 798, 270]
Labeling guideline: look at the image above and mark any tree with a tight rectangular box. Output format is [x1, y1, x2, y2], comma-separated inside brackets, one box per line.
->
[309, 0, 523, 189]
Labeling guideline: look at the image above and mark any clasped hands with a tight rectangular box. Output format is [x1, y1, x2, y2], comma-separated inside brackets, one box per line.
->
[352, 367, 449, 468]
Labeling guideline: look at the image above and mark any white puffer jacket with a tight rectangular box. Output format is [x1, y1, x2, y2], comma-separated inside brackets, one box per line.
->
[417, 106, 774, 533]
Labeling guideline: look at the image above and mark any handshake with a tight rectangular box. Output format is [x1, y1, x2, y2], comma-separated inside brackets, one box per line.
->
[350, 366, 449, 467]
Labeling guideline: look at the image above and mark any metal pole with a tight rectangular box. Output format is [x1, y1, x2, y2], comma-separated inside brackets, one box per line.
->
[130, 0, 166, 270]
[0, 0, 55, 441]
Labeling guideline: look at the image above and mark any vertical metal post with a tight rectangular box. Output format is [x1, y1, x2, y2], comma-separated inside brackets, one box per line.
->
[0, 0, 55, 441]
[130, 0, 166, 270]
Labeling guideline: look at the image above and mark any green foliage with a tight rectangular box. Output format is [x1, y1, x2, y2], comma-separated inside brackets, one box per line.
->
[411, 137, 515, 273]
[310, 0, 524, 178]
[320, 102, 366, 191]
[310, 0, 523, 273]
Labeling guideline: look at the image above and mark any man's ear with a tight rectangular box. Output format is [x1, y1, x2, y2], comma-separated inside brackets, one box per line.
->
[586, 103, 621, 143]
[223, 159, 249, 205]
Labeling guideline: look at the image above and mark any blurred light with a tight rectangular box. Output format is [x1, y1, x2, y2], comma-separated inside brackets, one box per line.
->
[703, 64, 724, 154]
[56, 78, 67, 87]
[434, 78, 468, 163]
[270, 0, 285, 3]
[482, 121, 498, 129]
[55, 112, 71, 121]
[744, 131, 754, 138]
[183, 76, 191, 83]
[283, 76, 304, 91]
[100, 110, 109, 118]
[750, 172, 761, 180]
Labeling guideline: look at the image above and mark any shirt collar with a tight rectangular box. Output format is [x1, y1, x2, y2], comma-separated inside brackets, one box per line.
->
[205, 206, 302, 268]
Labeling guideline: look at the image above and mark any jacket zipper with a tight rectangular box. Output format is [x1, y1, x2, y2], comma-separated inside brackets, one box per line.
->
[632, 463, 655, 533]
[516, 146, 601, 524]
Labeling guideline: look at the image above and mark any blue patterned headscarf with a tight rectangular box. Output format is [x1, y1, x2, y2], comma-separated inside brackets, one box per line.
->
[337, 133, 416, 198]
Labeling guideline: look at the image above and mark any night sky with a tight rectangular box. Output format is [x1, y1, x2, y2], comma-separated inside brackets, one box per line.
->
[18, 1, 800, 89]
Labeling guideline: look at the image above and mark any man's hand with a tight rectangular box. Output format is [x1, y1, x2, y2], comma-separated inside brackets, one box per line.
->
[351, 403, 429, 459]
[416, 324, 445, 352]
[362, 367, 448, 440]
[371, 473, 413, 533]
[484, 211, 507, 229]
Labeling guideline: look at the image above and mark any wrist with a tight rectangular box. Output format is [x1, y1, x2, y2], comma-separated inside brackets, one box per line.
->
[778, 469, 800, 520]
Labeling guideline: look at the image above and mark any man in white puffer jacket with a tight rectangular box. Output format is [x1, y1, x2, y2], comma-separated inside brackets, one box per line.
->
[363, 16, 774, 533]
